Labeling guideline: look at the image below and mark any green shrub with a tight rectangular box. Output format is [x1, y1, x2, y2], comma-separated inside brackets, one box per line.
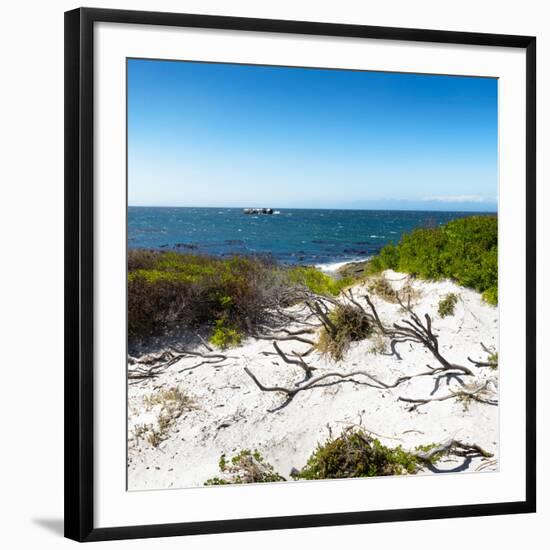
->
[366, 244, 399, 274]
[482, 286, 498, 306]
[294, 430, 423, 480]
[438, 293, 458, 317]
[204, 449, 285, 485]
[128, 251, 282, 338]
[286, 266, 352, 296]
[366, 216, 498, 303]
[317, 304, 372, 361]
[209, 319, 243, 349]
[127, 250, 357, 340]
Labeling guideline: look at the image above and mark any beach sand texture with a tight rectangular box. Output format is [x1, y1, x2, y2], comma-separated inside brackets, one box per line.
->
[127, 270, 498, 490]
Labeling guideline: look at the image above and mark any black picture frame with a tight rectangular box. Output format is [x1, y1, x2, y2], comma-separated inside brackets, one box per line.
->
[65, 7, 537, 542]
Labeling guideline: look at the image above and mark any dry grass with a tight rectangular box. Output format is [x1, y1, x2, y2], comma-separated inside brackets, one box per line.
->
[399, 279, 423, 307]
[143, 386, 194, 409]
[368, 276, 398, 303]
[134, 386, 196, 448]
[317, 304, 372, 361]
[368, 333, 389, 355]
[455, 381, 495, 412]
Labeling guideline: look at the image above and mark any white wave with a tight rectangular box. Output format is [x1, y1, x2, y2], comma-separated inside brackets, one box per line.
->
[314, 258, 370, 273]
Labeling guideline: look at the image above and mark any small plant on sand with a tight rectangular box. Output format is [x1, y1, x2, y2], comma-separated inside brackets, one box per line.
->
[454, 381, 494, 412]
[368, 276, 398, 303]
[317, 303, 372, 361]
[209, 319, 243, 349]
[368, 333, 389, 355]
[143, 386, 194, 409]
[438, 293, 458, 317]
[205, 449, 285, 485]
[400, 279, 422, 306]
[478, 343, 498, 369]
[138, 386, 196, 448]
[293, 429, 429, 480]
[132, 423, 152, 445]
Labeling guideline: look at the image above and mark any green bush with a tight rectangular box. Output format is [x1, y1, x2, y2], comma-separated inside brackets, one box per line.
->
[482, 286, 498, 305]
[286, 266, 352, 296]
[438, 293, 458, 317]
[294, 430, 426, 480]
[128, 251, 280, 338]
[209, 319, 243, 349]
[204, 449, 285, 485]
[366, 244, 400, 274]
[366, 216, 498, 304]
[127, 250, 357, 340]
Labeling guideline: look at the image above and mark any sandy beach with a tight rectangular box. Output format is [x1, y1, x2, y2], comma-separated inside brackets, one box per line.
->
[127, 269, 499, 490]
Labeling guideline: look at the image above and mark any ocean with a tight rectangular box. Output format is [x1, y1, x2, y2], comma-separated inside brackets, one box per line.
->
[128, 207, 491, 269]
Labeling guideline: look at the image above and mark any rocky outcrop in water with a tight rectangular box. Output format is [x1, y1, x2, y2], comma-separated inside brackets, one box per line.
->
[243, 208, 274, 215]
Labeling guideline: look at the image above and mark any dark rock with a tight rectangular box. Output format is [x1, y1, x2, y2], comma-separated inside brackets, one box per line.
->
[243, 207, 274, 215]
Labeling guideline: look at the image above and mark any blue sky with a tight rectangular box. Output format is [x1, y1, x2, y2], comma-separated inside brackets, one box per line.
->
[128, 59, 497, 211]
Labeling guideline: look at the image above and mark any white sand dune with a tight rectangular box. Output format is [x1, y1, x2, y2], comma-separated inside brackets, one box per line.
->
[127, 270, 499, 490]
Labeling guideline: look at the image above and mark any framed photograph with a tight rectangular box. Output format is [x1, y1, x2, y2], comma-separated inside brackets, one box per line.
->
[65, 7, 536, 542]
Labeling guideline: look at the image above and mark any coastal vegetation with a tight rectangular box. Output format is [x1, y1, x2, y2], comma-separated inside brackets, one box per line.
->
[202, 432, 493, 484]
[128, 250, 351, 341]
[438, 293, 458, 317]
[366, 216, 498, 304]
[316, 303, 372, 361]
[133, 386, 195, 448]
[294, 430, 432, 479]
[128, 225, 499, 487]
[127, 214, 498, 352]
[204, 450, 286, 485]
[287, 265, 352, 296]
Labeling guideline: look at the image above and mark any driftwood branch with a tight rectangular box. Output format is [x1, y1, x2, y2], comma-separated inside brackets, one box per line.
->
[245, 293, 490, 410]
[253, 333, 316, 345]
[244, 361, 472, 411]
[468, 343, 498, 368]
[389, 295, 473, 376]
[128, 347, 230, 379]
[364, 294, 390, 335]
[467, 356, 498, 368]
[398, 381, 497, 411]
[307, 300, 338, 336]
[272, 341, 316, 380]
[414, 439, 493, 461]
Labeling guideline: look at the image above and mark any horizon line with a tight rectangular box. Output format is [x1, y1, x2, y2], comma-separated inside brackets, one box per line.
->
[127, 205, 498, 213]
